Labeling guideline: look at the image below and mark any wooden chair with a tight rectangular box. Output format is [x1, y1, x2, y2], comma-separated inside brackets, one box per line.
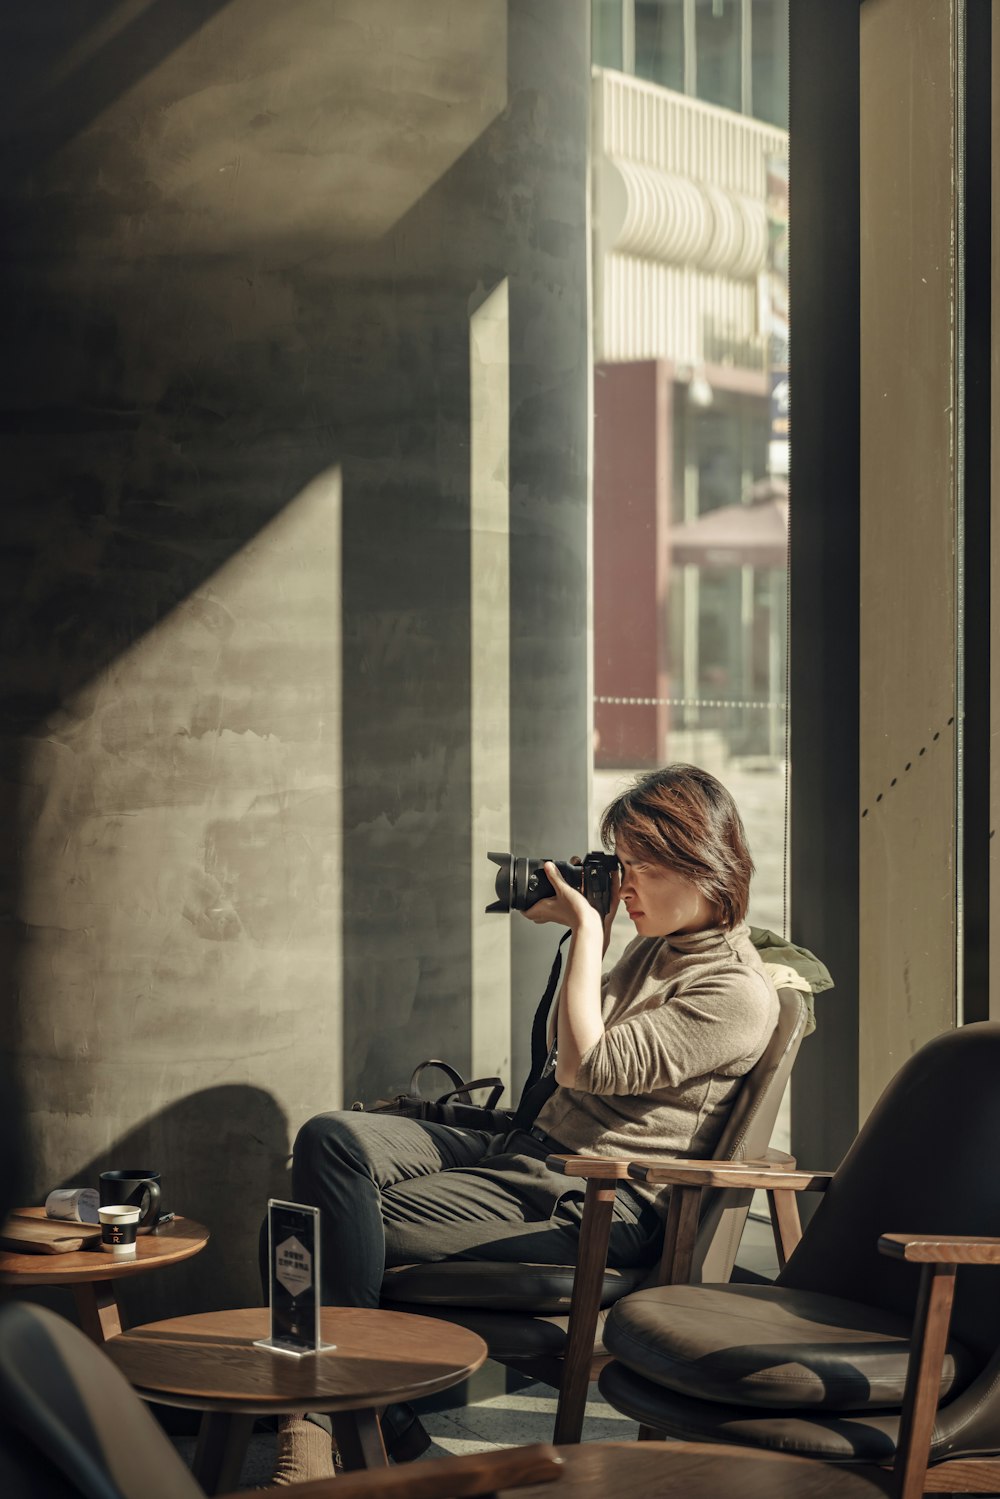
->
[380, 986, 810, 1442]
[0, 1295, 561, 1498]
[0, 1278, 988, 1499]
[597, 1021, 1000, 1498]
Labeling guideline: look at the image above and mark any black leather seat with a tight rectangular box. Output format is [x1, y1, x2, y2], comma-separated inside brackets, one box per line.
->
[598, 1021, 1000, 1481]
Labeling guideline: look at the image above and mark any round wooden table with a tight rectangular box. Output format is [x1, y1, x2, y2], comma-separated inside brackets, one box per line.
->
[0, 1209, 209, 1343]
[105, 1305, 488, 1493]
[328, 1442, 894, 1499]
[511, 1442, 889, 1499]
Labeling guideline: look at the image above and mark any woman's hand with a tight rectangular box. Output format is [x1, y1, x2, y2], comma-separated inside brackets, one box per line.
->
[603, 863, 622, 955]
[524, 862, 606, 1084]
[521, 860, 603, 935]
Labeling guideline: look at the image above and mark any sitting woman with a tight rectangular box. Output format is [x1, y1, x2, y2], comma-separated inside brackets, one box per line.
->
[274, 763, 779, 1482]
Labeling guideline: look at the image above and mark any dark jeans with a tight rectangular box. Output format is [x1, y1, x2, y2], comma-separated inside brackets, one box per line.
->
[288, 1108, 661, 1308]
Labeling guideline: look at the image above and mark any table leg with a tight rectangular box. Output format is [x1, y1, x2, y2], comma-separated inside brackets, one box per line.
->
[331, 1409, 388, 1470]
[73, 1281, 123, 1343]
[193, 1411, 256, 1495]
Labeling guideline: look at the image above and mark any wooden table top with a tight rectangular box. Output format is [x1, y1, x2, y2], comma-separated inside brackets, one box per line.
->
[534, 1444, 891, 1499]
[106, 1306, 488, 1415]
[282, 1441, 893, 1499]
[0, 1210, 209, 1285]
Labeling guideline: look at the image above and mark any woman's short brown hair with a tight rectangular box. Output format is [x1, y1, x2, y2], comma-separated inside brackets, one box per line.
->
[599, 764, 754, 929]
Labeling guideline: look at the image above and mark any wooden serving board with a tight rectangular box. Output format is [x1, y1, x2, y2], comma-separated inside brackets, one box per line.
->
[0, 1210, 101, 1254]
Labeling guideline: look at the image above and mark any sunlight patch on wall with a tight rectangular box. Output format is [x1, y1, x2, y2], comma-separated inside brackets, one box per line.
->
[18, 464, 344, 1168]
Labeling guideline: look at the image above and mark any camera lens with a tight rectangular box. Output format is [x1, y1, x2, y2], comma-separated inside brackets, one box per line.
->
[486, 852, 514, 913]
[487, 853, 585, 913]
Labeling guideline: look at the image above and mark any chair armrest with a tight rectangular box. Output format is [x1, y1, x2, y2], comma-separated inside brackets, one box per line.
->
[545, 1154, 637, 1180]
[629, 1162, 833, 1191]
[236, 1443, 564, 1499]
[760, 1146, 797, 1168]
[879, 1233, 1000, 1264]
[875, 1234, 1000, 1498]
[546, 1150, 794, 1182]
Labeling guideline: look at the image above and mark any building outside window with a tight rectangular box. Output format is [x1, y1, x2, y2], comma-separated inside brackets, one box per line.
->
[591, 0, 790, 971]
[593, 0, 788, 128]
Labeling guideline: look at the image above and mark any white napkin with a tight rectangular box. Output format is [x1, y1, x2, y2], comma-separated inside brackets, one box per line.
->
[45, 1187, 100, 1224]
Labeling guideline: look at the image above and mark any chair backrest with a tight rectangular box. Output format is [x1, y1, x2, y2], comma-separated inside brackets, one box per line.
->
[779, 1022, 1000, 1364]
[0, 1301, 203, 1499]
[381, 987, 809, 1314]
[687, 985, 809, 1282]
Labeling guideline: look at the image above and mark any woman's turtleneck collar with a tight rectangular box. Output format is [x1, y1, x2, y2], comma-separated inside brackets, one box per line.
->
[666, 919, 750, 955]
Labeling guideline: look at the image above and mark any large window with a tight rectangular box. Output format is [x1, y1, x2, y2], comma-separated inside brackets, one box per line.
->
[694, 0, 742, 114]
[591, 0, 790, 1067]
[633, 1, 684, 93]
[593, 0, 789, 130]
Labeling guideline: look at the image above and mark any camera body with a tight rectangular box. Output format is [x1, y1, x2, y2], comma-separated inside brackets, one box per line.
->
[486, 851, 620, 919]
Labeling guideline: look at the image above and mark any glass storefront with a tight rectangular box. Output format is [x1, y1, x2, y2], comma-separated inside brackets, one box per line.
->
[591, 0, 790, 1028]
[593, 0, 789, 128]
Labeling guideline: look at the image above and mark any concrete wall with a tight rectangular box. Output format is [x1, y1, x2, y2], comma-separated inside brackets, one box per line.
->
[0, 0, 590, 1319]
[858, 0, 959, 1113]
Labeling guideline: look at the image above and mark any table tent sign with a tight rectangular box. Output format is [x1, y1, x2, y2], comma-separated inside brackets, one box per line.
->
[255, 1200, 335, 1357]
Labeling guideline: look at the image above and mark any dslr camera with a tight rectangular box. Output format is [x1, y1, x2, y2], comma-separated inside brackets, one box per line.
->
[486, 851, 621, 919]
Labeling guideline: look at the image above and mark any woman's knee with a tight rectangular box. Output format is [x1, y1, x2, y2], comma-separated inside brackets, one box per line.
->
[292, 1110, 377, 1182]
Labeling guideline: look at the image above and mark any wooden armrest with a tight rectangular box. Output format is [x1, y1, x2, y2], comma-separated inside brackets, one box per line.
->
[879, 1233, 1000, 1264]
[629, 1162, 833, 1191]
[546, 1150, 793, 1182]
[238, 1443, 564, 1499]
[545, 1154, 637, 1180]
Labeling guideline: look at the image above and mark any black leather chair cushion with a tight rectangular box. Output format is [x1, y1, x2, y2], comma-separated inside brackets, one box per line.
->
[381, 1260, 647, 1314]
[604, 1282, 976, 1411]
[376, 1301, 598, 1359]
[598, 1360, 902, 1463]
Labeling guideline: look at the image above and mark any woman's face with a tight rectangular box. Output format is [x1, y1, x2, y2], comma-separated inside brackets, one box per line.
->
[616, 837, 717, 938]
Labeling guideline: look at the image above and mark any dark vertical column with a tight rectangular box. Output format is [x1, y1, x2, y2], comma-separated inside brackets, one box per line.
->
[991, 6, 1000, 1021]
[961, 0, 992, 1021]
[506, 0, 591, 1091]
[788, 0, 860, 1170]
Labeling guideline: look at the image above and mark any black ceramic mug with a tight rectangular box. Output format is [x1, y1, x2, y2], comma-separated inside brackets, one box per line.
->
[99, 1169, 162, 1233]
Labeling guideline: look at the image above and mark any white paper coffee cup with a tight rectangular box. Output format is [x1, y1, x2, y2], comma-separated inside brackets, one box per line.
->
[98, 1204, 140, 1255]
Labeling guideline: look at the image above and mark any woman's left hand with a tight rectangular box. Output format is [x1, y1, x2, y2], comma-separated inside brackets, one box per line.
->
[521, 861, 603, 934]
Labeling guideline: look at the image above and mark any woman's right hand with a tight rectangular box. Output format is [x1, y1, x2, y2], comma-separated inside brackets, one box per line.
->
[602, 863, 622, 955]
[567, 855, 621, 955]
[521, 861, 600, 934]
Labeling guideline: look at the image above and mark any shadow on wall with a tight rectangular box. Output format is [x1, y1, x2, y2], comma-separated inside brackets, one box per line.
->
[0, 1, 236, 181]
[37, 1085, 291, 1327]
[0, 0, 590, 1317]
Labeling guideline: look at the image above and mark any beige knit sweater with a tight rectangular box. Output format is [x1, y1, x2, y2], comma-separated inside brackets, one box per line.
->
[534, 920, 779, 1211]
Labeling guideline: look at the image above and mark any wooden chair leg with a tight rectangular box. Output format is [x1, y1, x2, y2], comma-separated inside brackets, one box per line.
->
[194, 1411, 255, 1495]
[552, 1178, 618, 1445]
[657, 1184, 701, 1285]
[892, 1264, 957, 1499]
[766, 1187, 802, 1269]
